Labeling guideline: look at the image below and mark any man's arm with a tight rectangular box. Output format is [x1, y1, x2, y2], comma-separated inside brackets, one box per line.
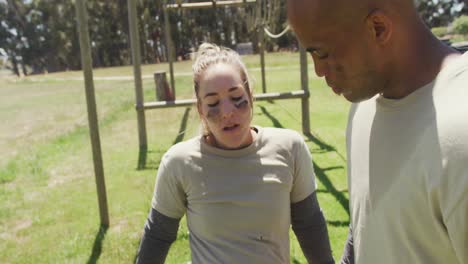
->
[340, 225, 354, 264]
[291, 192, 335, 264]
[136, 208, 181, 264]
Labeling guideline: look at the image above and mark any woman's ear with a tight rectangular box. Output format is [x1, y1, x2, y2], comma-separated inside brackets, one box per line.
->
[365, 9, 393, 45]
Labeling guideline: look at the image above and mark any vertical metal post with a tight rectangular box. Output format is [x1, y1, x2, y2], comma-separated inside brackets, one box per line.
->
[128, 0, 148, 152]
[164, 1, 176, 97]
[75, 0, 109, 227]
[299, 45, 311, 134]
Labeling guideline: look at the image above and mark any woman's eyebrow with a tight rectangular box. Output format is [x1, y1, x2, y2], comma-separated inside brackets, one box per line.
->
[203, 92, 218, 99]
[203, 86, 241, 98]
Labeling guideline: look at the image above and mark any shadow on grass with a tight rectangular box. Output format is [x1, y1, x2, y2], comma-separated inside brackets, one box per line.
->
[173, 107, 191, 145]
[138, 149, 164, 171]
[260, 105, 345, 163]
[304, 132, 346, 162]
[313, 161, 349, 216]
[136, 107, 191, 170]
[292, 258, 302, 264]
[327, 220, 350, 227]
[137, 145, 148, 170]
[86, 225, 108, 264]
[259, 106, 283, 128]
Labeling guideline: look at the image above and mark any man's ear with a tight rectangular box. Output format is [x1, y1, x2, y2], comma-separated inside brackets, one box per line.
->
[365, 9, 393, 45]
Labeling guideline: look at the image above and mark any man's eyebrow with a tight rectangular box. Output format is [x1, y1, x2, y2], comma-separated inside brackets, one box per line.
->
[228, 87, 240, 92]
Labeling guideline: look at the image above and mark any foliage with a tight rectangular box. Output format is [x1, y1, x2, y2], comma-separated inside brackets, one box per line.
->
[417, 0, 468, 28]
[1, 0, 466, 76]
[431, 26, 448, 37]
[0, 0, 295, 76]
[452, 15, 468, 35]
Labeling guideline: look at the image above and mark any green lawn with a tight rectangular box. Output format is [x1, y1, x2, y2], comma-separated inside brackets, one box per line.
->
[0, 51, 350, 263]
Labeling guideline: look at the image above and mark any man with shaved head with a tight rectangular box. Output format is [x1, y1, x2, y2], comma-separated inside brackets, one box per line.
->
[288, 0, 468, 263]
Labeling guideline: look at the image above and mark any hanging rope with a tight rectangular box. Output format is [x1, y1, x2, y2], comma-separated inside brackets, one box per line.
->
[263, 24, 290, 39]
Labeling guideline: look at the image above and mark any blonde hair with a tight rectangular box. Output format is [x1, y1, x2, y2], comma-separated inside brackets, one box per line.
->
[192, 43, 254, 136]
[192, 43, 253, 104]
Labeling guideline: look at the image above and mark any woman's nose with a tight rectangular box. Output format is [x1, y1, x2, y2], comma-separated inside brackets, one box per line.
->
[220, 100, 236, 118]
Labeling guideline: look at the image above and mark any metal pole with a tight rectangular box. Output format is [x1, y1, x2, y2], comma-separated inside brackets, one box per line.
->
[75, 0, 109, 227]
[164, 1, 176, 97]
[128, 0, 148, 152]
[299, 45, 311, 134]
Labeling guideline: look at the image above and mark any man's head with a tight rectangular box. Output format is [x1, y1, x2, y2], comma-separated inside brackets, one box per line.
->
[287, 0, 418, 102]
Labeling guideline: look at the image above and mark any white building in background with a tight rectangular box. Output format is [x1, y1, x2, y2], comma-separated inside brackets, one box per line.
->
[236, 42, 253, 55]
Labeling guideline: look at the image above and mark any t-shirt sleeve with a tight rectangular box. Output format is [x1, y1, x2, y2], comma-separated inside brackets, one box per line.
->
[290, 136, 317, 203]
[151, 155, 187, 219]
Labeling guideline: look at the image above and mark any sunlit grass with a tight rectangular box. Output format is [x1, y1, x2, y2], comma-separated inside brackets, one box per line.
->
[0, 51, 350, 263]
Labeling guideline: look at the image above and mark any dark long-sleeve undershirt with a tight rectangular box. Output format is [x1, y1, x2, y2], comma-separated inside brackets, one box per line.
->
[135, 209, 180, 264]
[291, 192, 335, 264]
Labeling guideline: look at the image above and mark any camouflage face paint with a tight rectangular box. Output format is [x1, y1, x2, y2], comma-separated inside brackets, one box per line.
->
[235, 99, 249, 109]
[204, 98, 250, 123]
[206, 107, 221, 122]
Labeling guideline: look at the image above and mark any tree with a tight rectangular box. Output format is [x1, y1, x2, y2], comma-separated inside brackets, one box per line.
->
[417, 0, 468, 27]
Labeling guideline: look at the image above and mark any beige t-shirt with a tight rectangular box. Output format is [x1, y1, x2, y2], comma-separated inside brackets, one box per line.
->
[152, 127, 316, 263]
[347, 52, 468, 264]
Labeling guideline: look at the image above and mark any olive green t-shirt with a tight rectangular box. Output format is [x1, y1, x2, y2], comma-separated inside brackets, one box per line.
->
[152, 127, 316, 263]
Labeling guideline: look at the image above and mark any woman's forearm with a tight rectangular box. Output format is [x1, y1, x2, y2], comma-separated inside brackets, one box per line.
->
[136, 208, 181, 264]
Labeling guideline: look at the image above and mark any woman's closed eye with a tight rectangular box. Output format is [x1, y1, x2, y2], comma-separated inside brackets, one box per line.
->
[232, 96, 243, 101]
[207, 101, 219, 107]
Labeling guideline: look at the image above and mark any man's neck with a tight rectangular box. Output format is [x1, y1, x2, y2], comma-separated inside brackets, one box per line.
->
[382, 23, 460, 99]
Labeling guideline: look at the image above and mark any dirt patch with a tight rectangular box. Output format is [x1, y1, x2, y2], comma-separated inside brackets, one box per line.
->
[0, 219, 33, 244]
[13, 219, 32, 232]
[110, 218, 129, 234]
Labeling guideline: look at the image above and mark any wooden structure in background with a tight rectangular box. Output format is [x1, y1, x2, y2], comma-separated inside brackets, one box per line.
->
[128, 0, 312, 155]
[75, 0, 109, 227]
[76, 0, 310, 168]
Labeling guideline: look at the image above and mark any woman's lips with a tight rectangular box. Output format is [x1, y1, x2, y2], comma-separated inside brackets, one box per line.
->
[223, 124, 240, 131]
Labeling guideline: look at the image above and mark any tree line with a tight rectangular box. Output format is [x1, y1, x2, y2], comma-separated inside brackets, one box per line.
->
[0, 0, 466, 76]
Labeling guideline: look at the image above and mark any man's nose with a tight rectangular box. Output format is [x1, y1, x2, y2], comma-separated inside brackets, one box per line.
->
[313, 57, 329, 78]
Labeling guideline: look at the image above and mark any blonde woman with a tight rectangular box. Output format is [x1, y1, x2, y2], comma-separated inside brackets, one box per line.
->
[136, 43, 334, 264]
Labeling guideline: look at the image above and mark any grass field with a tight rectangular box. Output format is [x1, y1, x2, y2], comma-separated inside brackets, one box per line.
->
[0, 52, 350, 263]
